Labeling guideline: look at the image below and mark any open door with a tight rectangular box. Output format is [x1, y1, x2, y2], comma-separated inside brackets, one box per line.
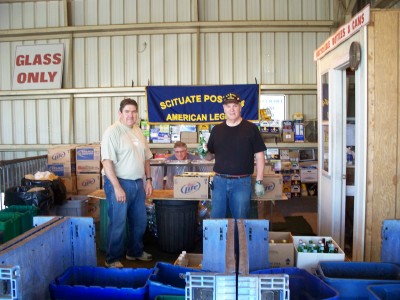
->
[317, 70, 346, 244]
[316, 32, 368, 261]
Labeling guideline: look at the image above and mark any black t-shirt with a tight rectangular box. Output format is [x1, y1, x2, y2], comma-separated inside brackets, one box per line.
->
[207, 119, 266, 175]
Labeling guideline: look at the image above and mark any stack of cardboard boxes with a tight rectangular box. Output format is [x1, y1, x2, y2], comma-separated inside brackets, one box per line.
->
[47, 144, 103, 196]
[76, 144, 102, 195]
[47, 145, 78, 195]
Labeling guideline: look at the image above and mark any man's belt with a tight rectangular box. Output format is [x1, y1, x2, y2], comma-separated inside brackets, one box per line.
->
[215, 173, 251, 179]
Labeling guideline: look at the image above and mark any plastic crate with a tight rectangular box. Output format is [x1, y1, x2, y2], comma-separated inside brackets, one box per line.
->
[185, 273, 236, 300]
[251, 267, 339, 300]
[0, 266, 20, 300]
[238, 274, 290, 300]
[3, 205, 39, 233]
[367, 284, 400, 300]
[49, 266, 152, 300]
[148, 262, 201, 300]
[317, 261, 400, 299]
[0, 212, 22, 243]
[56, 196, 88, 217]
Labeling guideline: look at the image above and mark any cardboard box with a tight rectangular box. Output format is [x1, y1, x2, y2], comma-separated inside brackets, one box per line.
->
[77, 174, 102, 192]
[60, 175, 77, 194]
[173, 174, 209, 199]
[48, 163, 76, 177]
[282, 132, 294, 142]
[293, 236, 345, 273]
[87, 197, 100, 222]
[76, 144, 101, 161]
[269, 232, 294, 267]
[300, 168, 318, 182]
[174, 252, 203, 269]
[180, 131, 197, 144]
[48, 145, 76, 164]
[76, 160, 101, 174]
[251, 174, 283, 200]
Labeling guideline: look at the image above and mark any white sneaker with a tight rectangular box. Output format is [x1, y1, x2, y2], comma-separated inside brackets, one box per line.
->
[126, 251, 153, 261]
[105, 260, 124, 268]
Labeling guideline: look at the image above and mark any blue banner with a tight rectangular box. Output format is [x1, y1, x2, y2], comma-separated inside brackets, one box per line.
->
[146, 84, 259, 124]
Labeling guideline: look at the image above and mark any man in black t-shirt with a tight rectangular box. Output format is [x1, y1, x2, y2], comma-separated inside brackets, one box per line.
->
[206, 93, 266, 219]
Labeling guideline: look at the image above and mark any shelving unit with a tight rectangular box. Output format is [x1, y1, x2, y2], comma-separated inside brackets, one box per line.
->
[149, 142, 318, 151]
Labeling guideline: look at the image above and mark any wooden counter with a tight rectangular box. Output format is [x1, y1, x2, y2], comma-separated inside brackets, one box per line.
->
[88, 189, 287, 202]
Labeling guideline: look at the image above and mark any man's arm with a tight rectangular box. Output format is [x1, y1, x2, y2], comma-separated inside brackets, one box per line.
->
[102, 159, 126, 202]
[254, 151, 265, 181]
[144, 159, 153, 196]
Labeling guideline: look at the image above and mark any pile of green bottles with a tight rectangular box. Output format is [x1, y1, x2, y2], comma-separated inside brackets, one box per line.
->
[297, 238, 338, 253]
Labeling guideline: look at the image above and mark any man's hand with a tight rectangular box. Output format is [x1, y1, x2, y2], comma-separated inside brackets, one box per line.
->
[254, 180, 265, 197]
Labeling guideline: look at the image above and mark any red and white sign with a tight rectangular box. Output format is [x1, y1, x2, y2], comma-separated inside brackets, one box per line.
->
[12, 43, 64, 90]
[314, 5, 370, 61]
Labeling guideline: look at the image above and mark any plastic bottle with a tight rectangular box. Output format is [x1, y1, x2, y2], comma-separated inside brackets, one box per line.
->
[177, 251, 188, 267]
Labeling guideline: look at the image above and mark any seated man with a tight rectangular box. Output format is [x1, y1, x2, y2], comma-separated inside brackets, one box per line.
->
[164, 141, 199, 189]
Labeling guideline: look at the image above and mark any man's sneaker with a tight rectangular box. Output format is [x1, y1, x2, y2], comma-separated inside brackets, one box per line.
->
[126, 251, 153, 261]
[105, 260, 124, 268]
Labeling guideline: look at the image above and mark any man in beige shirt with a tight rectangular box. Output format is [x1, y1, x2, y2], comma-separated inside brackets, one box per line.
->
[101, 98, 153, 268]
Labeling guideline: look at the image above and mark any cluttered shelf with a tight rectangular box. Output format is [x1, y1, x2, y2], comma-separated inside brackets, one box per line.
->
[149, 142, 318, 150]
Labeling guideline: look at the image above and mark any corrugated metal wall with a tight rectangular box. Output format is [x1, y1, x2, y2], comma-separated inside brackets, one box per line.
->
[0, 0, 333, 155]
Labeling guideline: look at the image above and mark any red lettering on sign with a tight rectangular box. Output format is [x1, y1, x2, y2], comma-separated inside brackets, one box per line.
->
[15, 53, 63, 66]
[17, 73, 26, 83]
[16, 72, 58, 83]
[53, 53, 62, 64]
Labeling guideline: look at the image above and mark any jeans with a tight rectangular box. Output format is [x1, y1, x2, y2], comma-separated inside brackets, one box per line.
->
[104, 176, 147, 263]
[210, 175, 252, 219]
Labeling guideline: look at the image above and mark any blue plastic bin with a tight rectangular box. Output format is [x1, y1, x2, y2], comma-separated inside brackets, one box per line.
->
[317, 261, 400, 299]
[251, 267, 339, 300]
[367, 284, 400, 300]
[148, 262, 201, 300]
[49, 266, 152, 300]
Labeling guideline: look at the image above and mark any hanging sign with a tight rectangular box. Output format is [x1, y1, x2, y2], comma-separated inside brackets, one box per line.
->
[146, 84, 259, 124]
[314, 4, 370, 61]
[12, 43, 64, 90]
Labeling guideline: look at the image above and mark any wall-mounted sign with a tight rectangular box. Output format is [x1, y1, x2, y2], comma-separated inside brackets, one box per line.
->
[146, 84, 259, 124]
[12, 43, 64, 90]
[314, 4, 370, 61]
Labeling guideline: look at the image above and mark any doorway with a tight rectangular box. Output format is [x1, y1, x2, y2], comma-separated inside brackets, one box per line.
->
[316, 33, 368, 262]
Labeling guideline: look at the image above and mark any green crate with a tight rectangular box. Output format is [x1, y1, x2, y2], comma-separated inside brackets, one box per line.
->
[0, 212, 22, 243]
[3, 205, 39, 233]
[99, 200, 127, 252]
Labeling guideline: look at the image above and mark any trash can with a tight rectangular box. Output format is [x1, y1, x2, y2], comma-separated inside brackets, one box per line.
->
[154, 200, 198, 253]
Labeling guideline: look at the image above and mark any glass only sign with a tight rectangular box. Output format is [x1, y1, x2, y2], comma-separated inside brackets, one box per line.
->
[12, 43, 64, 90]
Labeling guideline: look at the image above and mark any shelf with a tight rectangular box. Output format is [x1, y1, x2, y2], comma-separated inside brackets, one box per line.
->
[149, 142, 318, 150]
[264, 143, 318, 149]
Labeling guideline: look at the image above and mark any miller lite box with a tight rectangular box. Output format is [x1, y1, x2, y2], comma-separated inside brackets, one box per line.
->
[77, 174, 101, 194]
[173, 173, 210, 199]
[48, 145, 77, 176]
[251, 174, 283, 200]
